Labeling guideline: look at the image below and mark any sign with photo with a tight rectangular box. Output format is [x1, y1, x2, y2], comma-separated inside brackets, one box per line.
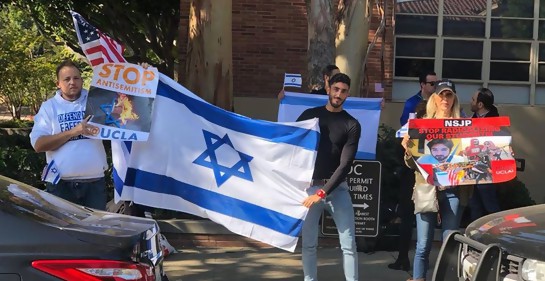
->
[84, 63, 158, 141]
[407, 117, 516, 186]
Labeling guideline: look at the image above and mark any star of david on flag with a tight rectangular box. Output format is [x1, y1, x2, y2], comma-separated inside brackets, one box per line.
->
[283, 73, 302, 88]
[193, 130, 254, 187]
[100, 98, 122, 128]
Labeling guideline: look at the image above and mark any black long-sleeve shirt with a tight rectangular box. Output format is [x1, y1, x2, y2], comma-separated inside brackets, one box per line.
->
[297, 106, 361, 194]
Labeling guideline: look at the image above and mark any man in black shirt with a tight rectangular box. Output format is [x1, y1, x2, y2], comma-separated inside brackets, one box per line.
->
[469, 88, 501, 221]
[297, 73, 361, 281]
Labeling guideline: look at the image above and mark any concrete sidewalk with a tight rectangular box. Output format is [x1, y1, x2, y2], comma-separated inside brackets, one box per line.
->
[163, 245, 441, 281]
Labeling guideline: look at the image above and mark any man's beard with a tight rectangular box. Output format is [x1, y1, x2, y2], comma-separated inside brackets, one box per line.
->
[329, 96, 345, 108]
[434, 155, 447, 162]
[61, 89, 82, 101]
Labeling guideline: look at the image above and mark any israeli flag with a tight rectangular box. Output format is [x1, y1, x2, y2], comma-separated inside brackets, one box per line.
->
[114, 74, 319, 252]
[396, 113, 416, 138]
[41, 160, 61, 184]
[278, 91, 382, 159]
[283, 73, 302, 88]
[396, 123, 408, 138]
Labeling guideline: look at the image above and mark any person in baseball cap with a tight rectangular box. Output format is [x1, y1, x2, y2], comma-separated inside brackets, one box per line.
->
[427, 79, 460, 119]
[401, 77, 465, 281]
[435, 79, 456, 94]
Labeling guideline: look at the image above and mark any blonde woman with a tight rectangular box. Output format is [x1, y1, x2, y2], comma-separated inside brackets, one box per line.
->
[401, 79, 464, 281]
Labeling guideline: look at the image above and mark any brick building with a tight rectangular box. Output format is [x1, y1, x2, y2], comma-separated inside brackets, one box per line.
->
[178, 0, 394, 100]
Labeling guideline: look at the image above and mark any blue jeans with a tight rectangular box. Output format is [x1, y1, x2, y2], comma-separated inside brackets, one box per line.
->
[45, 177, 107, 210]
[302, 182, 358, 281]
[413, 189, 461, 279]
[469, 184, 500, 221]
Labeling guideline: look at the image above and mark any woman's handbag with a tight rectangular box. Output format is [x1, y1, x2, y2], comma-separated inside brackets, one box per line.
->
[412, 183, 439, 213]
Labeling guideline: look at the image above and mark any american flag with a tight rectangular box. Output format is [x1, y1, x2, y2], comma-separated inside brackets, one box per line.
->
[447, 168, 461, 186]
[71, 11, 125, 66]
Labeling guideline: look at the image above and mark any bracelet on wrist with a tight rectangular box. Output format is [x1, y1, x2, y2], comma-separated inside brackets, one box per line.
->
[315, 189, 326, 199]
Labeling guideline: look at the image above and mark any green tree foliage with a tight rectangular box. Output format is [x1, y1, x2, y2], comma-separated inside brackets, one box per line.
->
[9, 0, 180, 77]
[0, 4, 60, 119]
[0, 4, 94, 119]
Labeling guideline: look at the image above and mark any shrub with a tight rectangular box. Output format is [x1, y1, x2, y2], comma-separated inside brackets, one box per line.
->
[375, 124, 406, 207]
[0, 119, 34, 128]
[0, 147, 45, 189]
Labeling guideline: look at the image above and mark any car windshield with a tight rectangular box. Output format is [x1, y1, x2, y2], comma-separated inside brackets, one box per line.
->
[0, 176, 154, 236]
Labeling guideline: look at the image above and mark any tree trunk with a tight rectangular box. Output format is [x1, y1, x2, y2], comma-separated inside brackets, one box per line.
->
[185, 0, 233, 111]
[307, 0, 336, 91]
[335, 0, 369, 97]
[9, 104, 21, 120]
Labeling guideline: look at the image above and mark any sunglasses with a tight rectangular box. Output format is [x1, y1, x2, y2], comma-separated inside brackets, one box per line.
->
[424, 81, 437, 86]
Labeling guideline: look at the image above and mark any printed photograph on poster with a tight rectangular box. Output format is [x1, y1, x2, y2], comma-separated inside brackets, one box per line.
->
[85, 87, 153, 133]
[406, 117, 516, 186]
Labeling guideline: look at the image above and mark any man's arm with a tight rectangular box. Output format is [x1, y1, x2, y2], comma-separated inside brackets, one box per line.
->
[34, 129, 80, 152]
[400, 101, 413, 126]
[296, 109, 311, 122]
[321, 121, 361, 194]
[303, 121, 360, 208]
[33, 115, 97, 153]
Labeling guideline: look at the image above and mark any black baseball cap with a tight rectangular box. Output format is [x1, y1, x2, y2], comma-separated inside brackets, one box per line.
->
[435, 79, 456, 94]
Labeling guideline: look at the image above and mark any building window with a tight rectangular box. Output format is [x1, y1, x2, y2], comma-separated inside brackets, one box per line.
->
[538, 44, 545, 82]
[443, 17, 485, 37]
[394, 0, 545, 105]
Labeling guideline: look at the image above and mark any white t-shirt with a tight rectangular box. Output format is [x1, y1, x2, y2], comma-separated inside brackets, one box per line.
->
[30, 90, 107, 180]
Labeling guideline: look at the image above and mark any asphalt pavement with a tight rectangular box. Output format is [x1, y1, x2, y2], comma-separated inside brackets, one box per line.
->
[163, 245, 441, 281]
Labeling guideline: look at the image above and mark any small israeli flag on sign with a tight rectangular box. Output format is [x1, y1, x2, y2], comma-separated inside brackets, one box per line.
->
[283, 73, 302, 88]
[396, 123, 408, 138]
[41, 160, 61, 184]
[396, 113, 415, 138]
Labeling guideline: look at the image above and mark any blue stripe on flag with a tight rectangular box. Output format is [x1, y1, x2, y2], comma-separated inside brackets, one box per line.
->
[355, 151, 376, 160]
[125, 168, 304, 237]
[282, 94, 382, 110]
[113, 167, 124, 196]
[42, 160, 54, 181]
[112, 141, 133, 199]
[284, 83, 301, 87]
[53, 174, 60, 184]
[156, 81, 319, 151]
[124, 141, 132, 153]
